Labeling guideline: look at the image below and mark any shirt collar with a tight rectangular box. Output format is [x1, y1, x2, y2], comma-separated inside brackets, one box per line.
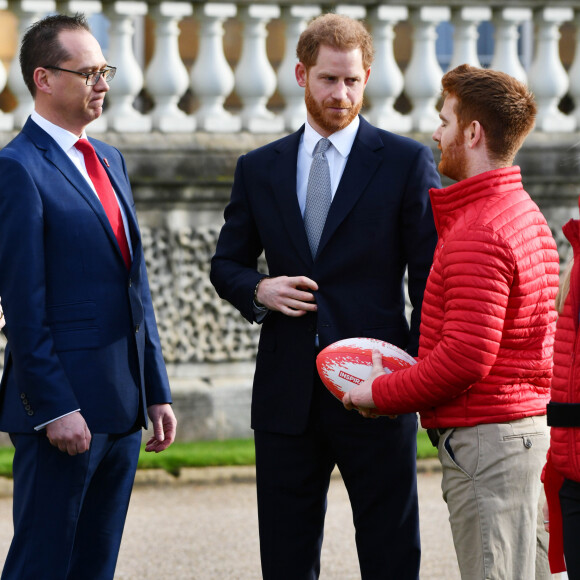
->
[31, 110, 88, 153]
[304, 116, 360, 158]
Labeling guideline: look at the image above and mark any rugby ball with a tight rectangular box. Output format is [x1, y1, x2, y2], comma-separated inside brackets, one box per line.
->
[316, 337, 416, 401]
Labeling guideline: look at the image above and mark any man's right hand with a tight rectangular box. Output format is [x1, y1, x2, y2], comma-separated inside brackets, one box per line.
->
[256, 276, 318, 317]
[46, 411, 92, 456]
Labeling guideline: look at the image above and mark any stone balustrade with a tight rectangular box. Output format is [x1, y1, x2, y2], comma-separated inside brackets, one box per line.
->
[0, 1, 580, 134]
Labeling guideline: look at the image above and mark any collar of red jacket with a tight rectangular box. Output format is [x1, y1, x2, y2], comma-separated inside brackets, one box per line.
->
[429, 166, 523, 235]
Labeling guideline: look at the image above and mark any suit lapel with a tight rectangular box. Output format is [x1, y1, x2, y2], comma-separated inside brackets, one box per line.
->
[269, 119, 385, 263]
[22, 120, 136, 270]
[271, 129, 313, 263]
[316, 117, 384, 258]
[91, 138, 141, 258]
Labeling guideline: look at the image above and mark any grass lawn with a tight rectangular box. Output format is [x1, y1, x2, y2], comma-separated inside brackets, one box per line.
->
[0, 430, 437, 478]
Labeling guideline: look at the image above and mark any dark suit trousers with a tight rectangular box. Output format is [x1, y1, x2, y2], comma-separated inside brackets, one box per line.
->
[2, 430, 141, 580]
[254, 373, 420, 580]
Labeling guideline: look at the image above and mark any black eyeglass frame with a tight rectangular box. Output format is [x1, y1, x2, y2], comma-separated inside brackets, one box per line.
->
[42, 65, 116, 86]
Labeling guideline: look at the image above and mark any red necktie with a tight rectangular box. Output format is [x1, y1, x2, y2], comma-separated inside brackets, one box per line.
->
[75, 139, 131, 269]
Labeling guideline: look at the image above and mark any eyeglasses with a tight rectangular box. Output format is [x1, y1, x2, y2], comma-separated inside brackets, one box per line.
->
[43, 65, 116, 86]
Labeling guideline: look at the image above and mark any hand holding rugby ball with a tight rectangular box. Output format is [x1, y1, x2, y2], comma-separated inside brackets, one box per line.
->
[316, 337, 416, 402]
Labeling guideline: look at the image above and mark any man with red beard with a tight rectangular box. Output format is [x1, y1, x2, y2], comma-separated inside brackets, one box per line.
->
[211, 12, 439, 580]
[344, 64, 560, 580]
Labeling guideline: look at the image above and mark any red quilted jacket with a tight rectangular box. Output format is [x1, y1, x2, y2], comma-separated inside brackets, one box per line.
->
[547, 218, 580, 480]
[543, 218, 580, 573]
[372, 166, 559, 428]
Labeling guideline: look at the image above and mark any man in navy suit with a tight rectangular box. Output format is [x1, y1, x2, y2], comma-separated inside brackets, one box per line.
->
[211, 13, 439, 579]
[0, 14, 176, 579]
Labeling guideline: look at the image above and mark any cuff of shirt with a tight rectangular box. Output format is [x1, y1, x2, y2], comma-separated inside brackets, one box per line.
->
[253, 302, 269, 323]
[34, 409, 81, 431]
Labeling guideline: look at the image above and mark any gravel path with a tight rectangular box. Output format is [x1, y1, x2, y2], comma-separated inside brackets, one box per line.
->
[0, 464, 460, 579]
[115, 465, 459, 579]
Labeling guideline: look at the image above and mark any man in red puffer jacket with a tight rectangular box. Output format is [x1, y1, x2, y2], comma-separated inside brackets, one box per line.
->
[344, 64, 560, 580]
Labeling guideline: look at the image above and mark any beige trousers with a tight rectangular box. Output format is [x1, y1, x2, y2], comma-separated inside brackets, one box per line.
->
[437, 416, 549, 580]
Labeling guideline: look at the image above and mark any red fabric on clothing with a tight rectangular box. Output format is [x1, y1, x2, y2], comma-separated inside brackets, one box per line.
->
[75, 138, 131, 269]
[371, 166, 559, 427]
[542, 453, 566, 573]
[549, 217, 580, 482]
[542, 211, 580, 573]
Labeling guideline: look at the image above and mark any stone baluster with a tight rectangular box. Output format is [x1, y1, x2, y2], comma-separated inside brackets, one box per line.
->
[145, 1, 194, 132]
[277, 5, 320, 132]
[366, 5, 410, 132]
[490, 8, 531, 83]
[529, 7, 574, 132]
[449, 7, 491, 69]
[7, 0, 55, 129]
[103, 1, 151, 132]
[568, 11, 580, 128]
[404, 6, 450, 133]
[190, 3, 240, 132]
[0, 0, 12, 130]
[235, 4, 283, 133]
[56, 0, 100, 14]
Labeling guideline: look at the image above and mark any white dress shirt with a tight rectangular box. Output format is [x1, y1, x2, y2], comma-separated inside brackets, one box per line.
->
[296, 116, 360, 216]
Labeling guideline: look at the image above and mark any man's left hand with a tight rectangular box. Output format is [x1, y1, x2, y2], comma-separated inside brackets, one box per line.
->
[343, 349, 385, 417]
[145, 403, 177, 452]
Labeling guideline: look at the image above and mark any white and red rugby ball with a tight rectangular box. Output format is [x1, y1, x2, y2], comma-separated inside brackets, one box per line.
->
[316, 337, 416, 401]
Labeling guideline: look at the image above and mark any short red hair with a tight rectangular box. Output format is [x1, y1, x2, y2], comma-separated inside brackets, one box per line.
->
[441, 64, 537, 165]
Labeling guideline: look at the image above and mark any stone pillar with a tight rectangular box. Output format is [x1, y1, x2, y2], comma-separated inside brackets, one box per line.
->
[490, 8, 531, 83]
[568, 11, 580, 128]
[529, 7, 575, 132]
[449, 6, 491, 69]
[190, 3, 240, 132]
[235, 4, 283, 133]
[145, 1, 194, 133]
[404, 6, 450, 132]
[366, 5, 411, 132]
[103, 1, 151, 132]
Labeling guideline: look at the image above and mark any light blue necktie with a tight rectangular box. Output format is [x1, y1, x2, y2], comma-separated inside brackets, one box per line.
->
[304, 138, 332, 258]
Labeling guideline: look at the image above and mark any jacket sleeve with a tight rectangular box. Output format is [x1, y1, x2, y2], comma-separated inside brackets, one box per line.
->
[210, 154, 267, 323]
[140, 254, 172, 406]
[372, 226, 514, 414]
[0, 156, 80, 425]
[116, 147, 172, 407]
[400, 144, 439, 356]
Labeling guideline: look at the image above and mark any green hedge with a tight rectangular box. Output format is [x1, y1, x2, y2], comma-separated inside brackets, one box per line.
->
[0, 431, 437, 478]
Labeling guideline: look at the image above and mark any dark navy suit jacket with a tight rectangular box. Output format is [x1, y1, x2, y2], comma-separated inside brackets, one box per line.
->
[211, 116, 440, 435]
[0, 118, 171, 434]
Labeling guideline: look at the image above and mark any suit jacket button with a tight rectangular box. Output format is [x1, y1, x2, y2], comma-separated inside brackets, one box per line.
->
[20, 393, 26, 399]
[24, 405, 31, 411]
[22, 399, 28, 405]
[27, 411, 34, 416]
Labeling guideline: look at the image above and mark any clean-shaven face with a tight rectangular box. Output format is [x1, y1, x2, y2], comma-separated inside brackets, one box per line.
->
[43, 29, 110, 135]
